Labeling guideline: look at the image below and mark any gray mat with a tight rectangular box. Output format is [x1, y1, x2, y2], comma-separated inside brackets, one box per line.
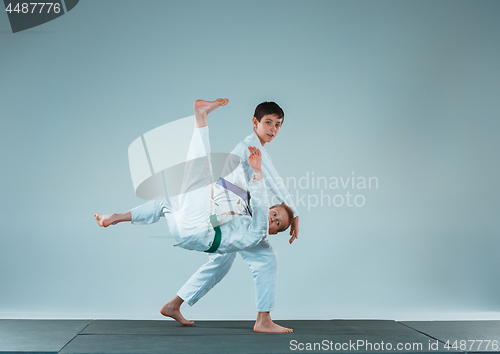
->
[401, 321, 500, 352]
[2, 319, 498, 353]
[0, 319, 91, 353]
[60, 333, 455, 354]
[63, 320, 456, 354]
[81, 319, 419, 336]
[278, 320, 421, 335]
[80, 319, 256, 335]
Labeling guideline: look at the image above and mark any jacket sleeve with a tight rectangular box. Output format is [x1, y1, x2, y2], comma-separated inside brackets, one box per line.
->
[232, 136, 300, 218]
[261, 155, 300, 217]
[247, 178, 269, 236]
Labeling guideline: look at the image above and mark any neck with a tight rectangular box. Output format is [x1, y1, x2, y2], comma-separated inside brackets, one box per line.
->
[253, 129, 266, 146]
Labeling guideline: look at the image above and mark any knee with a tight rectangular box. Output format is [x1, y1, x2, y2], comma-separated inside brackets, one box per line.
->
[207, 253, 236, 268]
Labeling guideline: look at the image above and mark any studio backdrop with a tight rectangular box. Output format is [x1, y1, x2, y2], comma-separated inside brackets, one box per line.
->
[1, 0, 499, 320]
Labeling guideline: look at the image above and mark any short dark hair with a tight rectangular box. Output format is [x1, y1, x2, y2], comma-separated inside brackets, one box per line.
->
[254, 102, 284, 124]
[271, 202, 294, 233]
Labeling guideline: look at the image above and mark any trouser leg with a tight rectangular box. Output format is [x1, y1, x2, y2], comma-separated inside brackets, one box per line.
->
[239, 240, 278, 312]
[130, 125, 214, 241]
[177, 241, 277, 311]
[129, 123, 211, 228]
[175, 126, 213, 237]
[177, 252, 237, 306]
[130, 199, 166, 225]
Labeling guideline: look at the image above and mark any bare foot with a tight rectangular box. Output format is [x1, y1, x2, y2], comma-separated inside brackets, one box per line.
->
[94, 213, 113, 227]
[254, 321, 293, 333]
[193, 98, 229, 127]
[254, 312, 293, 333]
[94, 212, 131, 227]
[160, 299, 194, 326]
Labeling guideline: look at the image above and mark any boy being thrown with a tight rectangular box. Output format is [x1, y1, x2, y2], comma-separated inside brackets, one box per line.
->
[95, 99, 294, 333]
[95, 99, 291, 255]
[168, 99, 297, 334]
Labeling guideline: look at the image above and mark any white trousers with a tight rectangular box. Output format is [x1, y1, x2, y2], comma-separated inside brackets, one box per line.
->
[177, 241, 278, 312]
[174, 126, 213, 238]
[131, 126, 215, 250]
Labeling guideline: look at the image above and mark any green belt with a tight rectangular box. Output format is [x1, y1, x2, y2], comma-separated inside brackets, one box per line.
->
[205, 214, 221, 253]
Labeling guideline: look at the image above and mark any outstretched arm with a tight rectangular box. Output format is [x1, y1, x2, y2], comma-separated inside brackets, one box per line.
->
[239, 142, 300, 242]
[248, 145, 300, 244]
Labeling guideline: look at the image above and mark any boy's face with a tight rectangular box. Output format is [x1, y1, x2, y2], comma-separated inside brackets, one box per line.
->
[252, 114, 282, 146]
[268, 205, 289, 235]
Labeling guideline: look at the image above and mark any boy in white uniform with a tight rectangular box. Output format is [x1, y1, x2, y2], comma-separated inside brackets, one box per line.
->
[95, 99, 295, 332]
[162, 100, 300, 333]
[95, 99, 291, 252]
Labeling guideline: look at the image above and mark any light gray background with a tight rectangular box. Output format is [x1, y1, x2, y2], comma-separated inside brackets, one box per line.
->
[1, 0, 499, 320]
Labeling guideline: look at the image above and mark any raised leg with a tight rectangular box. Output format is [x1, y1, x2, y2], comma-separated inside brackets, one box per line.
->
[175, 99, 229, 236]
[194, 98, 229, 128]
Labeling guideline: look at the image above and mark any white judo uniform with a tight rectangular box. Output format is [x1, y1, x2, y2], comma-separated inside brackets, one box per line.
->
[177, 131, 299, 312]
[130, 126, 270, 254]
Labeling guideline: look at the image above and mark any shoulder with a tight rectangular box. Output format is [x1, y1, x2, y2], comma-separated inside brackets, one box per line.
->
[231, 134, 254, 157]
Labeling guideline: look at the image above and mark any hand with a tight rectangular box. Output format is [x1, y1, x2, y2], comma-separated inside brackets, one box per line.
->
[289, 216, 299, 244]
[247, 146, 262, 174]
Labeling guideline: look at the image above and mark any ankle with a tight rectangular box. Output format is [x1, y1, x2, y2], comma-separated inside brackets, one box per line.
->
[110, 213, 120, 224]
[168, 295, 184, 309]
[256, 312, 271, 324]
[195, 117, 207, 128]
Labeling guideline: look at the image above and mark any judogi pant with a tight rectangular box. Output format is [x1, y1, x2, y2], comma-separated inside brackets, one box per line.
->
[177, 242, 278, 312]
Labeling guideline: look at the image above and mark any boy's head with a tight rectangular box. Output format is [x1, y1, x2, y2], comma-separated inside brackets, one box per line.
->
[254, 101, 284, 122]
[268, 202, 294, 235]
[252, 102, 285, 146]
